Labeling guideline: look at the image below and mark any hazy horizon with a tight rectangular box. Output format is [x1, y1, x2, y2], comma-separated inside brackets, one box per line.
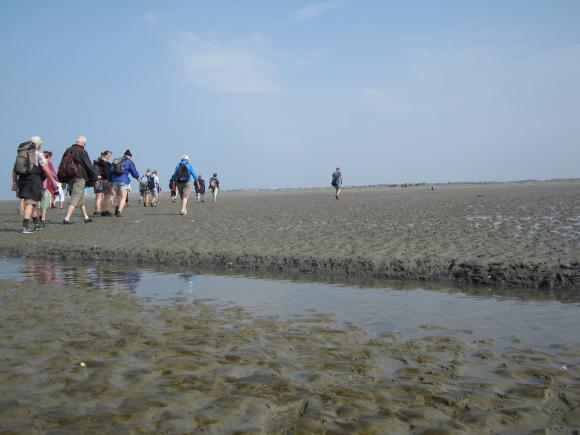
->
[1, 0, 579, 200]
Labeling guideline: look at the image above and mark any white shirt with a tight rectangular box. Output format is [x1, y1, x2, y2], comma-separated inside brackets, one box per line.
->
[34, 150, 47, 167]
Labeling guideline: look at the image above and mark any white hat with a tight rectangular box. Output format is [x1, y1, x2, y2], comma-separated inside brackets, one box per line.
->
[181, 154, 189, 160]
[30, 136, 43, 145]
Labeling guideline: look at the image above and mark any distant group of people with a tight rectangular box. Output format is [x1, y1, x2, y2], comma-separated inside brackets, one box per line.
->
[12, 136, 221, 233]
[12, 135, 345, 234]
[138, 168, 160, 208]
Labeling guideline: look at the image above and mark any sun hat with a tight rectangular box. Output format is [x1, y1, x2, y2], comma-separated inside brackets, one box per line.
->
[181, 154, 189, 160]
[30, 136, 43, 145]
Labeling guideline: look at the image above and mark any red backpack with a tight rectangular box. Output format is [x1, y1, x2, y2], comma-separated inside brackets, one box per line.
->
[57, 148, 79, 182]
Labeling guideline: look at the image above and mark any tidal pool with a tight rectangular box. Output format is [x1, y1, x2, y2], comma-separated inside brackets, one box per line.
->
[0, 258, 579, 433]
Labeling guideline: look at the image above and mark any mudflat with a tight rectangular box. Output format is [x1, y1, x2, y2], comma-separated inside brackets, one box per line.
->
[1, 277, 579, 433]
[0, 181, 579, 288]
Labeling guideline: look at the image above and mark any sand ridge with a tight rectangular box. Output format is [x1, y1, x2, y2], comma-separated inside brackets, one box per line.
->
[0, 181, 579, 289]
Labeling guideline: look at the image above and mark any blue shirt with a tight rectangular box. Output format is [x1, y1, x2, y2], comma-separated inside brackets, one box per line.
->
[110, 157, 140, 184]
[172, 160, 198, 184]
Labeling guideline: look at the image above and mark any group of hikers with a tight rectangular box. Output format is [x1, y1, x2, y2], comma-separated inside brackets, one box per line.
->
[12, 136, 220, 234]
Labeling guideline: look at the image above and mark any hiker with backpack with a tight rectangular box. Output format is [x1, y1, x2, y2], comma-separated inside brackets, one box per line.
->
[59, 136, 99, 224]
[93, 150, 113, 216]
[331, 166, 342, 200]
[171, 154, 198, 215]
[209, 173, 220, 204]
[12, 136, 59, 233]
[139, 169, 152, 206]
[148, 169, 160, 207]
[110, 149, 139, 217]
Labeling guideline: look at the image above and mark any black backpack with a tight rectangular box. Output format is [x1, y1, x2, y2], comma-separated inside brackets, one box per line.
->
[147, 175, 156, 190]
[14, 141, 37, 175]
[175, 163, 189, 183]
[111, 157, 126, 176]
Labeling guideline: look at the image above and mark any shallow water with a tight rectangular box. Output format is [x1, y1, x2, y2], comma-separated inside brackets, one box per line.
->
[1, 257, 579, 350]
[1, 258, 579, 433]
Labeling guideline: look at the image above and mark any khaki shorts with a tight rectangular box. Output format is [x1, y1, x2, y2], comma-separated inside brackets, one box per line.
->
[177, 182, 191, 199]
[69, 178, 86, 208]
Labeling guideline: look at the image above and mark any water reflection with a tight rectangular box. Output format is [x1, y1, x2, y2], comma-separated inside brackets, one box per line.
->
[18, 258, 142, 294]
[8, 257, 580, 305]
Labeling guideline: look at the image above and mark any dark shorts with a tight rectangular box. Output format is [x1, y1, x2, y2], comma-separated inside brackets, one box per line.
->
[17, 171, 43, 202]
[94, 180, 111, 193]
[94, 180, 112, 195]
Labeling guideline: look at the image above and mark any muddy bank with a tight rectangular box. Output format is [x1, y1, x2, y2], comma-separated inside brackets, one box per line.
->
[1, 278, 579, 433]
[1, 182, 579, 289]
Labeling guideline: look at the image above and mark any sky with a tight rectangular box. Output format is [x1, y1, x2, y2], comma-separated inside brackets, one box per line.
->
[1, 0, 579, 198]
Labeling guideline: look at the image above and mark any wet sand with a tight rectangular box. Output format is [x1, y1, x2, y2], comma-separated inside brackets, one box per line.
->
[0, 181, 579, 289]
[1, 278, 579, 433]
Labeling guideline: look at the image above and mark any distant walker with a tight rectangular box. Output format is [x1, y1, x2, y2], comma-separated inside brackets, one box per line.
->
[331, 167, 342, 200]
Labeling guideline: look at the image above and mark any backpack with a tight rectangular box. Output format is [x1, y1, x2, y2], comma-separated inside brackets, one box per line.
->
[111, 157, 126, 176]
[175, 163, 189, 183]
[57, 148, 80, 182]
[147, 175, 156, 190]
[139, 175, 149, 190]
[331, 172, 340, 186]
[14, 141, 37, 175]
[209, 177, 217, 188]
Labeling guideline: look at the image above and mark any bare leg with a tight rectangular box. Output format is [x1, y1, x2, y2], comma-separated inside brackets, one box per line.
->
[23, 203, 34, 220]
[80, 205, 90, 220]
[102, 193, 111, 213]
[181, 197, 188, 215]
[64, 204, 75, 222]
[117, 189, 128, 214]
[94, 192, 103, 213]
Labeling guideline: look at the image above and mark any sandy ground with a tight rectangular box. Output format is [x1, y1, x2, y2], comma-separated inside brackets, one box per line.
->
[1, 278, 579, 433]
[0, 181, 579, 289]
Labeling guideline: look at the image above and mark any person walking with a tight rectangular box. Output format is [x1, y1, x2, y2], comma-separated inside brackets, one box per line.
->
[196, 174, 206, 203]
[61, 136, 99, 224]
[54, 182, 65, 209]
[209, 173, 220, 204]
[331, 166, 342, 200]
[110, 149, 139, 217]
[171, 154, 198, 215]
[93, 150, 113, 216]
[40, 150, 58, 225]
[12, 136, 59, 233]
[148, 169, 160, 207]
[139, 168, 152, 206]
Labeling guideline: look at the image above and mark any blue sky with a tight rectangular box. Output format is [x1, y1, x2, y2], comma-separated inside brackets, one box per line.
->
[1, 0, 579, 197]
